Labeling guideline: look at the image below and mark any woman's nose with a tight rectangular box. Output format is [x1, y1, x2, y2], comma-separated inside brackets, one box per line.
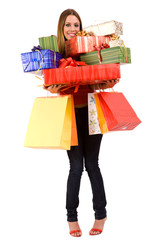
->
[70, 24, 76, 31]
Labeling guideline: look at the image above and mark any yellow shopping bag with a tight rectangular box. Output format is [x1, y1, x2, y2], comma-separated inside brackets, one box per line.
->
[24, 95, 75, 150]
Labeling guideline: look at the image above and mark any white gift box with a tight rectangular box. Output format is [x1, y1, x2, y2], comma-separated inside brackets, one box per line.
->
[84, 20, 123, 36]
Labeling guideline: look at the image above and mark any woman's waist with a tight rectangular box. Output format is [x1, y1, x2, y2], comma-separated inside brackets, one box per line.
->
[75, 103, 88, 108]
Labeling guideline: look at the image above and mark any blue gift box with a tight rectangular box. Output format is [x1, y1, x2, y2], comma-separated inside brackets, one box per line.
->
[21, 49, 63, 72]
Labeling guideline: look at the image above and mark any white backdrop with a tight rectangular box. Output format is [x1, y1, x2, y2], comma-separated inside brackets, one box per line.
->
[1, 0, 160, 239]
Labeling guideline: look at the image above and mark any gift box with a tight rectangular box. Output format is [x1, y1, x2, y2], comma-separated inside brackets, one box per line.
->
[84, 20, 123, 36]
[110, 39, 125, 48]
[109, 34, 125, 47]
[39, 35, 59, 52]
[80, 46, 131, 65]
[21, 49, 63, 72]
[43, 63, 121, 86]
[65, 36, 110, 57]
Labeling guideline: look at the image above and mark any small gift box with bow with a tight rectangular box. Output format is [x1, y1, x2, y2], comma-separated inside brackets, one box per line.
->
[21, 47, 63, 72]
[80, 46, 131, 65]
[65, 36, 110, 57]
[109, 34, 125, 48]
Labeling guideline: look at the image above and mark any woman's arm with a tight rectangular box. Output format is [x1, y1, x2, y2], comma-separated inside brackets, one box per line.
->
[44, 79, 119, 93]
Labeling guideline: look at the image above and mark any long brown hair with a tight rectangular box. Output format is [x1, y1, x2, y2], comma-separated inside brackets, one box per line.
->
[57, 9, 83, 56]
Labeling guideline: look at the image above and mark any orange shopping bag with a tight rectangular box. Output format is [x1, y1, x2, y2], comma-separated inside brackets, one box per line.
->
[71, 95, 78, 146]
[24, 95, 78, 150]
[94, 93, 109, 134]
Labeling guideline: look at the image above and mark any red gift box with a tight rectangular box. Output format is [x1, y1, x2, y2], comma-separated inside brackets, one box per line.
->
[65, 36, 110, 57]
[43, 63, 121, 86]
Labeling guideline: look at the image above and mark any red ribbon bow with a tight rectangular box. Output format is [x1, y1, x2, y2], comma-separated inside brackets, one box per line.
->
[58, 57, 87, 93]
[59, 57, 87, 68]
[94, 43, 110, 64]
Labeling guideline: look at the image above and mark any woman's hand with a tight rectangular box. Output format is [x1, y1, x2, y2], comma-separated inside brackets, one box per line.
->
[90, 79, 119, 90]
[43, 84, 65, 94]
[100, 79, 119, 89]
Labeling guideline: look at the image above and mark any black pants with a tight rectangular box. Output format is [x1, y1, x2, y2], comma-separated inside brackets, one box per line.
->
[66, 106, 107, 222]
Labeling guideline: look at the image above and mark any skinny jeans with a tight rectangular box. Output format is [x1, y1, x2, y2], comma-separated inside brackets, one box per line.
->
[66, 106, 107, 222]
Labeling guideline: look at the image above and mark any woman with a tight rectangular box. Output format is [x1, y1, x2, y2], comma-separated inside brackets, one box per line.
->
[47, 9, 118, 237]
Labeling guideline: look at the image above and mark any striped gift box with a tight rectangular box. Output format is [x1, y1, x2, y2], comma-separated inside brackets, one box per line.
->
[80, 46, 131, 65]
[43, 63, 121, 86]
[65, 36, 110, 57]
[21, 49, 63, 72]
[39, 35, 59, 52]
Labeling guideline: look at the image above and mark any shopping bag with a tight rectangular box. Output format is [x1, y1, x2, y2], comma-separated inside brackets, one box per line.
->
[94, 93, 109, 134]
[71, 95, 78, 146]
[98, 92, 141, 131]
[24, 95, 77, 150]
[88, 93, 101, 135]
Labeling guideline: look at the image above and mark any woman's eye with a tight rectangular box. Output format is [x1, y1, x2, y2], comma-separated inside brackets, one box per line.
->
[65, 23, 71, 27]
[65, 23, 79, 28]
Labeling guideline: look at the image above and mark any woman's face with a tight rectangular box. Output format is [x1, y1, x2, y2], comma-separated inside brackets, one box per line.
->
[64, 15, 80, 40]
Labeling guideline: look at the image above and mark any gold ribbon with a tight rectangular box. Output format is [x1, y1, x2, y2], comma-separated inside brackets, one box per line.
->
[34, 50, 44, 78]
[111, 34, 120, 40]
[36, 49, 57, 84]
[111, 34, 125, 47]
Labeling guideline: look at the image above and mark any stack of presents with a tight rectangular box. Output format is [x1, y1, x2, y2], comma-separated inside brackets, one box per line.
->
[21, 20, 141, 150]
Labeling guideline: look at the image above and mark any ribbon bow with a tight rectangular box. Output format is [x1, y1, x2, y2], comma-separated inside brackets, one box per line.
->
[31, 45, 43, 52]
[58, 57, 87, 93]
[111, 34, 120, 40]
[94, 43, 110, 64]
[59, 57, 87, 68]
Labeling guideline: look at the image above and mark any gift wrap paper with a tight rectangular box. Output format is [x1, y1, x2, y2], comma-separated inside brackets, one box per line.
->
[39, 35, 59, 52]
[24, 96, 77, 150]
[65, 36, 110, 57]
[80, 47, 131, 65]
[84, 20, 123, 36]
[43, 63, 121, 86]
[21, 50, 63, 72]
